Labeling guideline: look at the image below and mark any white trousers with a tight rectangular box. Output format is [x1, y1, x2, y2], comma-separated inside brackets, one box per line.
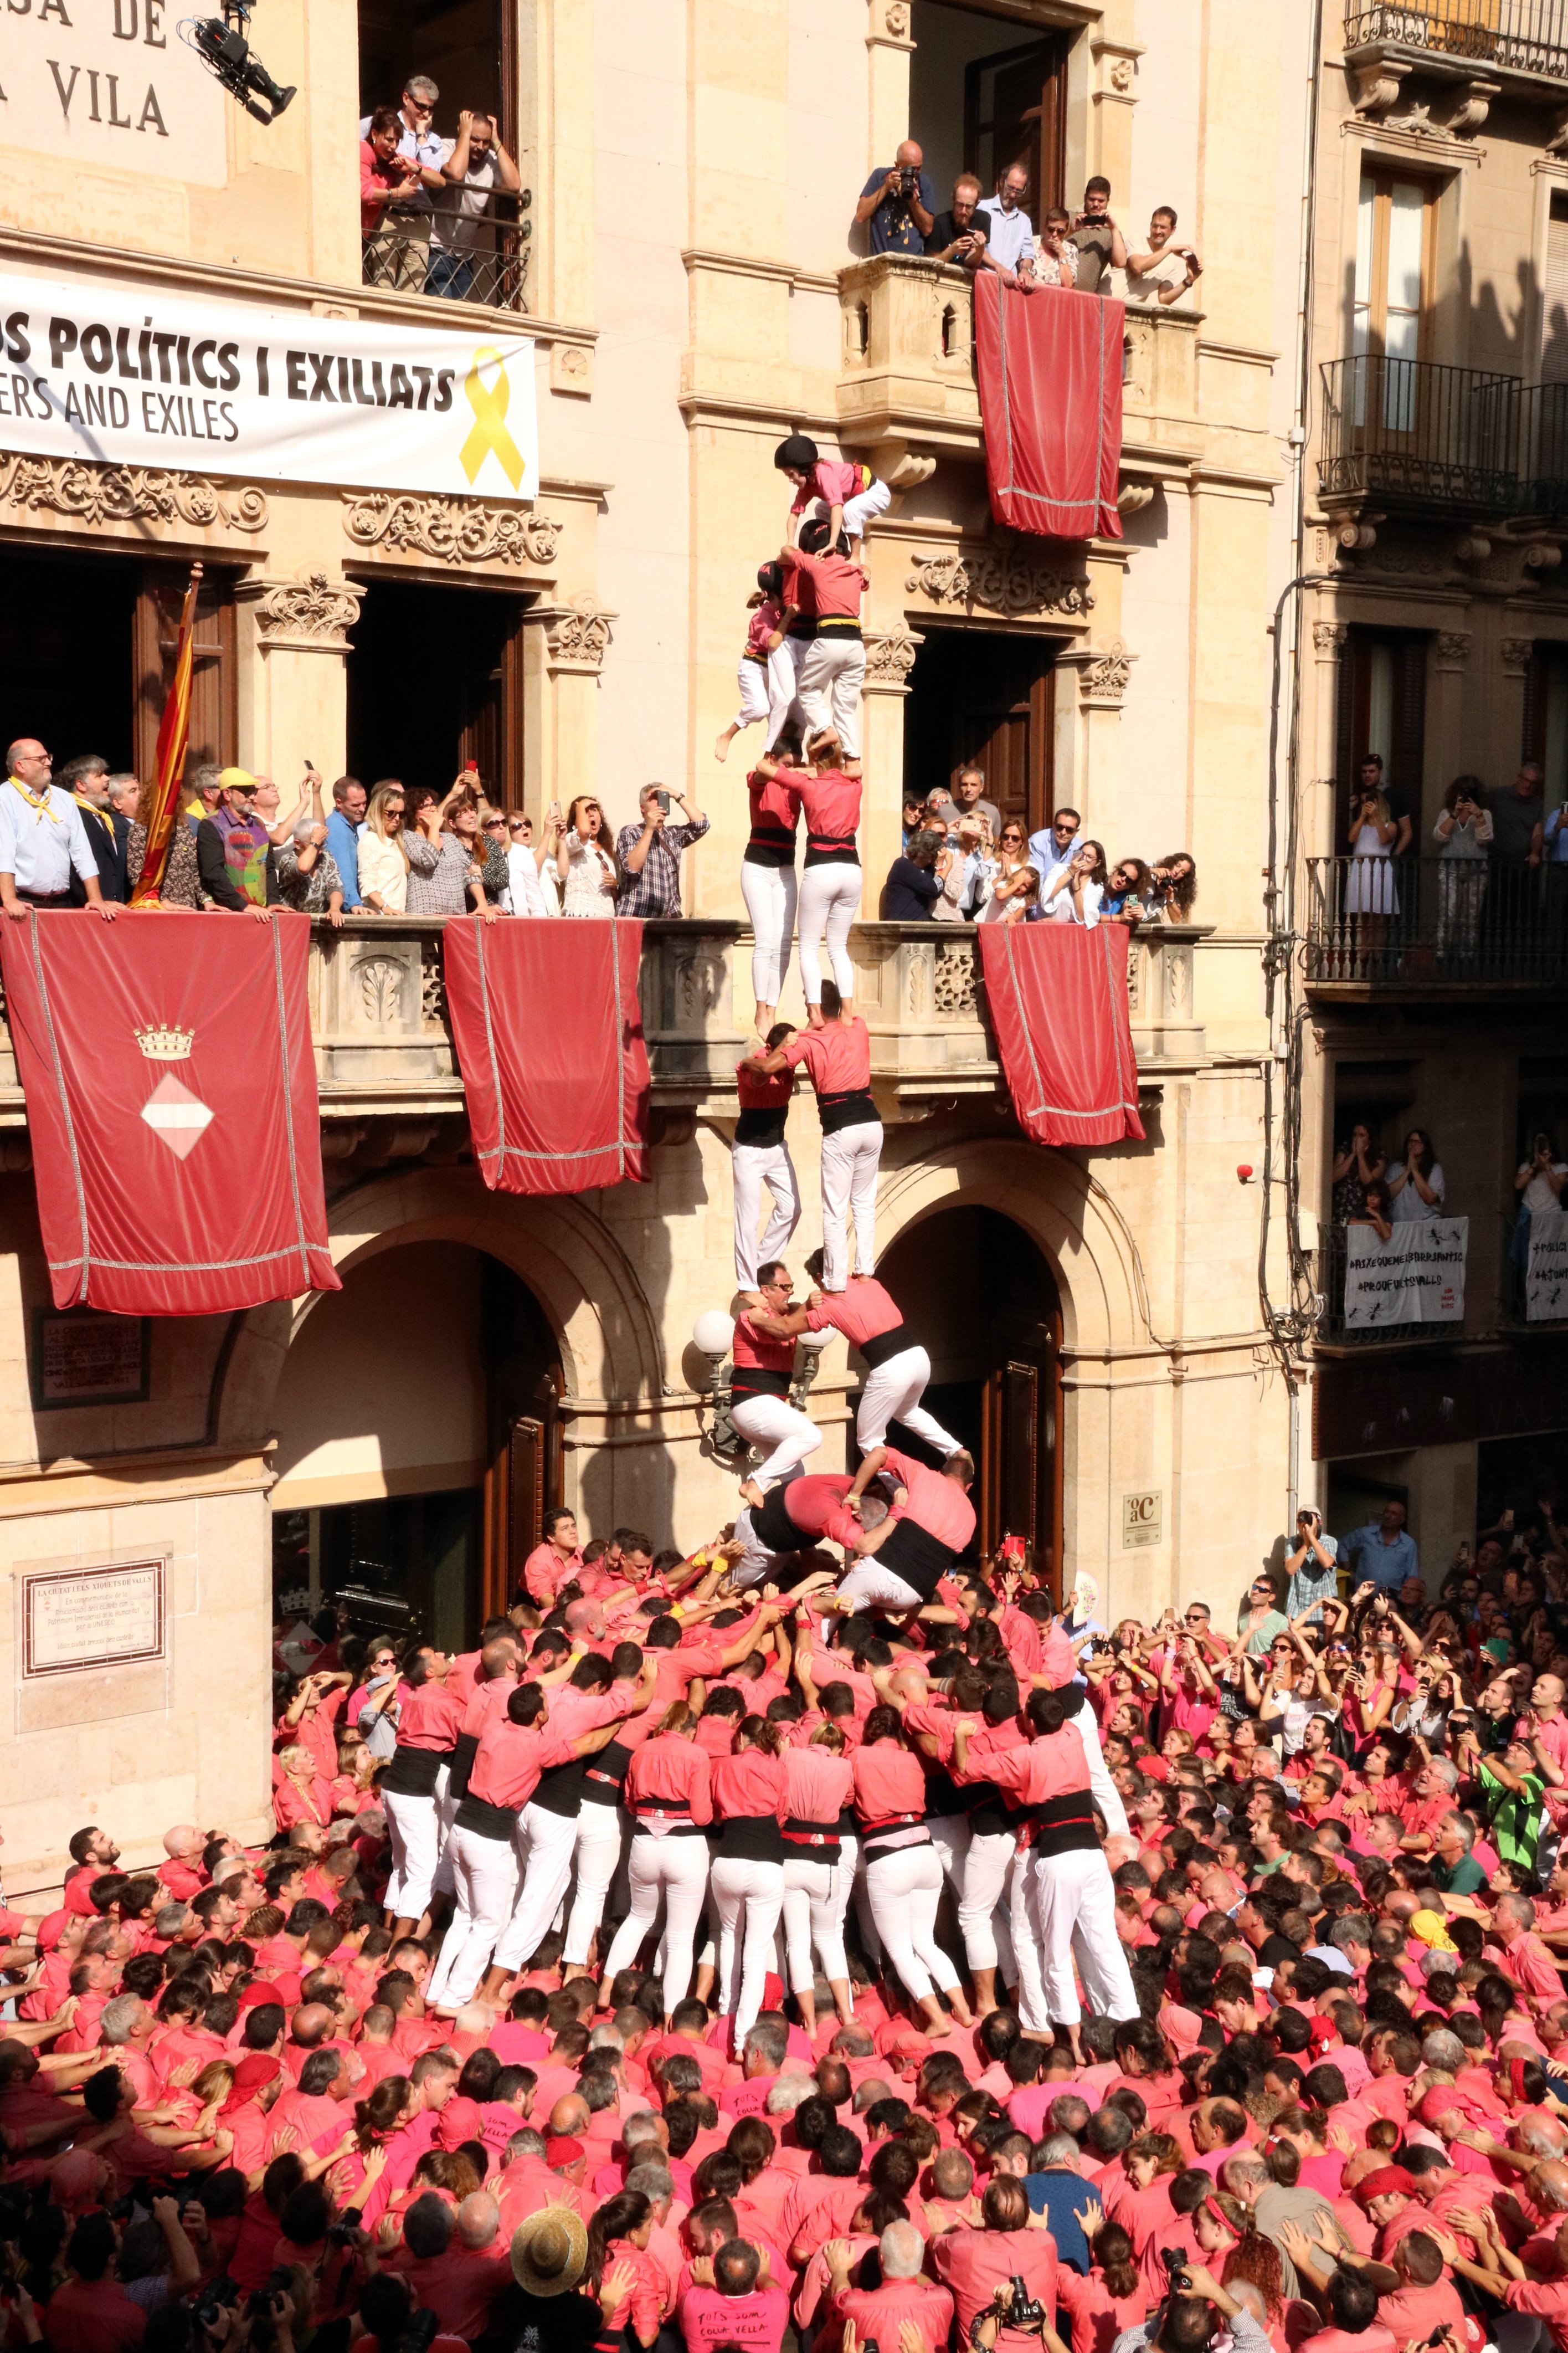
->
[1072, 1701, 1130, 1839]
[732, 648, 795, 749]
[836, 1558, 924, 1613]
[711, 1855, 785, 2041]
[819, 1119, 882, 1290]
[782, 1854, 848, 1991]
[798, 638, 866, 760]
[927, 1813, 971, 1901]
[383, 1789, 441, 1920]
[425, 1823, 518, 2007]
[960, 1827, 1020, 1980]
[796, 863, 861, 1004]
[783, 634, 812, 740]
[601, 1832, 711, 2015]
[562, 1803, 625, 1967]
[1007, 1844, 1052, 2032]
[1035, 1846, 1140, 2027]
[857, 1344, 960, 1455]
[733, 1140, 801, 1289]
[740, 860, 798, 1010]
[495, 1800, 578, 1971]
[729, 1391, 821, 1486]
[431, 1763, 457, 1895]
[844, 479, 892, 540]
[866, 1843, 960, 2005]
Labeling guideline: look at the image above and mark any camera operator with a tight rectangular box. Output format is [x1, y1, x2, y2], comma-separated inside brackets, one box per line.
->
[926, 175, 990, 269]
[1284, 1507, 1340, 1623]
[614, 784, 709, 920]
[1100, 2258, 1274, 2353]
[854, 141, 935, 255]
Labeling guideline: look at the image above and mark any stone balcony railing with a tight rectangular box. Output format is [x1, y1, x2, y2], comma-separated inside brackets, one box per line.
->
[0, 918, 1213, 1145]
[834, 254, 1205, 494]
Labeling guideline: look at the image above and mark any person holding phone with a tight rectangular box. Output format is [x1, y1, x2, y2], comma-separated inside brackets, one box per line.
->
[1433, 772, 1493, 960]
[1285, 1509, 1340, 1622]
[615, 782, 708, 919]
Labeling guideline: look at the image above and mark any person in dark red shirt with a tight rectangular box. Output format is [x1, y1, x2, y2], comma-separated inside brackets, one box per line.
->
[727, 1263, 823, 1492]
[742, 977, 882, 1295]
[782, 521, 868, 761]
[750, 1254, 960, 1464]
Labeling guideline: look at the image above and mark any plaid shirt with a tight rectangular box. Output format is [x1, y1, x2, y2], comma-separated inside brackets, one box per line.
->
[614, 814, 708, 918]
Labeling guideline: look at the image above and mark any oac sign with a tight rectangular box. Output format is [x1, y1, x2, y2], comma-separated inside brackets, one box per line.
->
[0, 270, 538, 499]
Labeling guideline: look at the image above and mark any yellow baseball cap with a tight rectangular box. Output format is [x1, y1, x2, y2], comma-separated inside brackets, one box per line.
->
[217, 766, 257, 792]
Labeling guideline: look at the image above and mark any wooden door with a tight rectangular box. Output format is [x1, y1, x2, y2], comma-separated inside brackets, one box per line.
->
[1334, 628, 1428, 837]
[135, 566, 237, 785]
[979, 1335, 1063, 1598]
[965, 35, 1069, 217]
[482, 1412, 557, 1618]
[906, 630, 1056, 839]
[459, 609, 527, 807]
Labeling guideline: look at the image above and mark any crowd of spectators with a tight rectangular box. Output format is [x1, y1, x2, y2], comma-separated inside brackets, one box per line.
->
[8, 1495, 1568, 2353]
[883, 773, 1196, 932]
[358, 74, 523, 303]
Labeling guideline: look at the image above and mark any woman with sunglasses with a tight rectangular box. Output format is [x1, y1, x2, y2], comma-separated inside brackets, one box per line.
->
[557, 794, 618, 916]
[504, 804, 561, 917]
[358, 781, 408, 914]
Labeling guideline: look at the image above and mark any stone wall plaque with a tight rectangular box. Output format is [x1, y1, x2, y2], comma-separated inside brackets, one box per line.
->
[22, 1560, 166, 1679]
[30, 1309, 150, 1411]
[1121, 1490, 1163, 1550]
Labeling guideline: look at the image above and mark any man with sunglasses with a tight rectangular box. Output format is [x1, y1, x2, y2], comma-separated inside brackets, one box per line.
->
[1238, 1575, 1290, 1658]
[1028, 805, 1082, 883]
[357, 75, 446, 288]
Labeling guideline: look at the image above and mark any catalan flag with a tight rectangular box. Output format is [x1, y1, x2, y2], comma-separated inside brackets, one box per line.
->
[130, 563, 202, 908]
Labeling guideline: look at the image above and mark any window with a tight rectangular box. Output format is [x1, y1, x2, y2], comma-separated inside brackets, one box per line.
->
[1334, 627, 1427, 838]
[1545, 189, 1568, 383]
[1525, 641, 1568, 806]
[1354, 171, 1436, 432]
[964, 35, 1069, 218]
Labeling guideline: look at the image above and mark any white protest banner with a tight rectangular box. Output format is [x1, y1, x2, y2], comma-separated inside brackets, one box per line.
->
[1343, 1216, 1467, 1330]
[1527, 1206, 1568, 1322]
[0, 270, 537, 500]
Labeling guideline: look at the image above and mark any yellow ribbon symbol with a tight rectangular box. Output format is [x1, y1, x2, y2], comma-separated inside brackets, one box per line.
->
[459, 347, 525, 490]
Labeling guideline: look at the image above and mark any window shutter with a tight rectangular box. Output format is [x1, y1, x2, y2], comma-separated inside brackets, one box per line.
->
[1546, 193, 1568, 383]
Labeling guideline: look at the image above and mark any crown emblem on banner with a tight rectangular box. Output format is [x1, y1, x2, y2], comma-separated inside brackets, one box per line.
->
[134, 1024, 195, 1062]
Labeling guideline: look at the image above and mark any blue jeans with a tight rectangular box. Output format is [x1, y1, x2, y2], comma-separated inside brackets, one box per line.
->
[424, 250, 474, 299]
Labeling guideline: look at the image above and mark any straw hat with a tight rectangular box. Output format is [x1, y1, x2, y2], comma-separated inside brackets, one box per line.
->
[509, 2206, 588, 2296]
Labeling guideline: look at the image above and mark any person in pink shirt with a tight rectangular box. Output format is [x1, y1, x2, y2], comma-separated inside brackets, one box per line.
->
[774, 433, 892, 557]
[678, 2231, 790, 2353]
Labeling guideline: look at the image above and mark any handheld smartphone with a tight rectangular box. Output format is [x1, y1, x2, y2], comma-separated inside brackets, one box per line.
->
[655, 789, 671, 813]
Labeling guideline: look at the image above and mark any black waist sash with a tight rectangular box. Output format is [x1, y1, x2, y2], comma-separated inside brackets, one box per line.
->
[1032, 1789, 1101, 1859]
[381, 1743, 446, 1797]
[582, 1739, 634, 1806]
[454, 1793, 516, 1841]
[752, 1481, 804, 1554]
[782, 1817, 842, 1861]
[736, 1106, 788, 1146]
[446, 1731, 480, 1801]
[804, 835, 860, 870]
[858, 1324, 912, 1369]
[732, 1364, 791, 1402]
[817, 1085, 877, 1136]
[718, 1813, 784, 1864]
[875, 1517, 954, 1601]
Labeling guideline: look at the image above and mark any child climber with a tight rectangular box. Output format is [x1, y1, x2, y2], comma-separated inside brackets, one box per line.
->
[774, 433, 891, 555]
[714, 562, 794, 765]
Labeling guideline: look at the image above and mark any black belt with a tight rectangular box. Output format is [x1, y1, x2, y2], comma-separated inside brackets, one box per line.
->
[15, 889, 71, 906]
[732, 1367, 791, 1401]
[858, 1325, 913, 1370]
[804, 838, 859, 870]
[381, 1744, 448, 1797]
[782, 1817, 842, 1855]
[446, 1731, 480, 1802]
[718, 1814, 784, 1863]
[454, 1794, 516, 1841]
[814, 618, 862, 638]
[787, 622, 819, 640]
[876, 1516, 955, 1601]
[862, 1814, 929, 1858]
[817, 1086, 877, 1136]
[735, 1112, 788, 1147]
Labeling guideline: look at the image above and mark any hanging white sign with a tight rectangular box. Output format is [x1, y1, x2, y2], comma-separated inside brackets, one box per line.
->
[1343, 1217, 1467, 1330]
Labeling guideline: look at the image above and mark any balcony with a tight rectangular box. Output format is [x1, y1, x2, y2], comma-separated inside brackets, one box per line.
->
[1318, 356, 1521, 522]
[1344, 0, 1568, 87]
[1313, 1222, 1470, 1350]
[0, 919, 1215, 1147]
[1303, 857, 1568, 992]
[361, 189, 532, 312]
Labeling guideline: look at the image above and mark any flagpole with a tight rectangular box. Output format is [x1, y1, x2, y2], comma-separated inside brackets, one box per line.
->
[129, 562, 203, 909]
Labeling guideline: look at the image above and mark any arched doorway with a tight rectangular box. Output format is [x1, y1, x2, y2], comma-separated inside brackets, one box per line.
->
[875, 1206, 1063, 1593]
[269, 1244, 562, 1650]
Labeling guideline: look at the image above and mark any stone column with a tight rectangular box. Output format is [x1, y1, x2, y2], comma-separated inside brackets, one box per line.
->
[866, 0, 913, 171]
[521, 597, 616, 824]
[1431, 630, 1472, 817]
[861, 621, 922, 892]
[234, 570, 363, 784]
[1307, 619, 1347, 863]
[1055, 639, 1133, 853]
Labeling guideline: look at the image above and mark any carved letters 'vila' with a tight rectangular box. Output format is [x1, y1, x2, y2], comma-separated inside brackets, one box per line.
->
[343, 492, 561, 570]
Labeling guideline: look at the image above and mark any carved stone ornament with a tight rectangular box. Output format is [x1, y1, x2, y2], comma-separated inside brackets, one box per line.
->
[244, 568, 363, 651]
[1444, 76, 1498, 136]
[1435, 629, 1472, 668]
[906, 547, 1095, 618]
[1350, 58, 1412, 118]
[1312, 621, 1349, 655]
[1077, 638, 1133, 706]
[884, 1, 911, 34]
[0, 450, 267, 535]
[1110, 56, 1134, 93]
[863, 621, 921, 688]
[542, 594, 614, 674]
[342, 491, 561, 570]
[1500, 636, 1536, 671]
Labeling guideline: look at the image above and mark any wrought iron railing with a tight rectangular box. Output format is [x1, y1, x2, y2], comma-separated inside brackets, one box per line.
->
[1519, 380, 1568, 514]
[1344, 0, 1568, 79]
[1304, 855, 1568, 982]
[362, 188, 532, 311]
[1319, 355, 1521, 511]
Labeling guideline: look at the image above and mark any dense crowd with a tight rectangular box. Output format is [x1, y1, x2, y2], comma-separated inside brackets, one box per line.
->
[7, 1483, 1568, 2353]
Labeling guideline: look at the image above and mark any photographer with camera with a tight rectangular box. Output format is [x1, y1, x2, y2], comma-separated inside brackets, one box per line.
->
[854, 141, 935, 255]
[1096, 2255, 1274, 2353]
[615, 785, 709, 921]
[1284, 1509, 1340, 1623]
[933, 2177, 1059, 2353]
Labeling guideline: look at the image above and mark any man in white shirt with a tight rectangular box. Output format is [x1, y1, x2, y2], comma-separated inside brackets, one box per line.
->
[977, 166, 1040, 293]
[0, 741, 119, 920]
[430, 110, 522, 301]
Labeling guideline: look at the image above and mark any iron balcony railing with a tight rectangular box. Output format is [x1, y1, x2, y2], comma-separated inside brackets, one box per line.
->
[362, 188, 532, 311]
[1519, 380, 1568, 514]
[1304, 855, 1568, 983]
[1345, 0, 1568, 80]
[1319, 355, 1521, 512]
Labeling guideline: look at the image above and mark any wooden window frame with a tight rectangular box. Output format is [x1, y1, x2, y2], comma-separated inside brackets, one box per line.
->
[1355, 167, 1438, 363]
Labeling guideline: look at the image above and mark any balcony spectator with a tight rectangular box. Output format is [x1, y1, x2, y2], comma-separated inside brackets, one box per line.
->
[1126, 208, 1204, 307]
[506, 807, 559, 916]
[947, 818, 998, 919]
[183, 760, 224, 833]
[195, 768, 277, 915]
[616, 785, 710, 920]
[1069, 177, 1128, 293]
[1341, 1497, 1418, 1594]
[59, 754, 130, 904]
[924, 175, 988, 268]
[317, 774, 363, 911]
[1331, 1124, 1385, 1224]
[977, 166, 1040, 291]
[557, 794, 619, 917]
[1105, 857, 1153, 926]
[127, 798, 202, 910]
[855, 141, 935, 255]
[479, 808, 513, 903]
[881, 827, 944, 920]
[358, 782, 409, 914]
[1029, 805, 1081, 881]
[107, 775, 140, 845]
[0, 740, 117, 920]
[1387, 1129, 1445, 1224]
[993, 820, 1031, 886]
[952, 764, 1001, 842]
[1343, 783, 1400, 922]
[1489, 761, 1546, 870]
[406, 778, 498, 920]
[358, 79, 447, 289]
[926, 786, 959, 837]
[1433, 773, 1492, 959]
[274, 817, 346, 926]
[1149, 850, 1197, 922]
[901, 790, 926, 848]
[1041, 838, 1107, 926]
[1347, 1178, 1394, 1245]
[1351, 751, 1411, 854]
[976, 861, 1040, 926]
[430, 110, 521, 300]
[1512, 1131, 1567, 1294]
[1034, 207, 1076, 287]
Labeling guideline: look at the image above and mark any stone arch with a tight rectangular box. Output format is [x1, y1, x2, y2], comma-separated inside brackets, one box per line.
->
[875, 1138, 1148, 1360]
[216, 1167, 665, 1451]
